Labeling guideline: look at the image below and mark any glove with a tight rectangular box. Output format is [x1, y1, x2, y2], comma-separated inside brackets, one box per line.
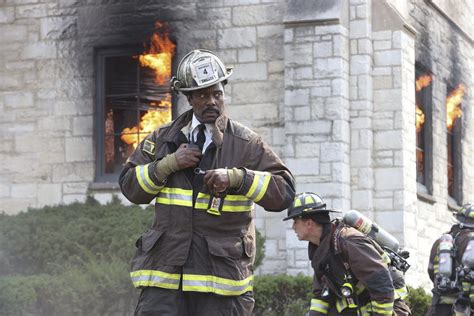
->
[153, 153, 179, 182]
[227, 168, 244, 189]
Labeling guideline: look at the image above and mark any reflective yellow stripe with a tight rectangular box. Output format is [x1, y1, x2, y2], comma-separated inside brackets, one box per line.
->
[439, 296, 456, 304]
[310, 298, 329, 314]
[371, 301, 393, 315]
[130, 269, 181, 289]
[245, 171, 271, 202]
[195, 193, 254, 212]
[182, 274, 253, 296]
[395, 286, 408, 299]
[135, 164, 164, 194]
[156, 187, 193, 207]
[336, 298, 347, 312]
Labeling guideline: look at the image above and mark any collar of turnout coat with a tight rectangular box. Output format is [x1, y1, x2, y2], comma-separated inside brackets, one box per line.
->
[161, 110, 227, 147]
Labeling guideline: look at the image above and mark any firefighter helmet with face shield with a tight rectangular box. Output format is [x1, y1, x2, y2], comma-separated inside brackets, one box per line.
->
[283, 192, 337, 221]
[455, 203, 474, 228]
[170, 49, 233, 94]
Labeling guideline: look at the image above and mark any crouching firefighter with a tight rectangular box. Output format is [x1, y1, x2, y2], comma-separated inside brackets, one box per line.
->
[284, 192, 403, 315]
[427, 203, 474, 316]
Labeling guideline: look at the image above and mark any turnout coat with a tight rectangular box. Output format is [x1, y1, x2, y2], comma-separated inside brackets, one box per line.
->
[120, 110, 295, 296]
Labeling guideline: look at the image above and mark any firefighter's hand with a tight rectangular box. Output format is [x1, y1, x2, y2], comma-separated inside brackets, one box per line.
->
[175, 143, 202, 169]
[204, 169, 230, 196]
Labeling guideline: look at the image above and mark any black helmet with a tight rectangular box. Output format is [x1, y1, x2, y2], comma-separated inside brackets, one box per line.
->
[283, 192, 337, 221]
[455, 203, 474, 228]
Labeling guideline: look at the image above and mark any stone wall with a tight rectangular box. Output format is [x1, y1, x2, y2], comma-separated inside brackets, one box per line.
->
[1, 0, 473, 288]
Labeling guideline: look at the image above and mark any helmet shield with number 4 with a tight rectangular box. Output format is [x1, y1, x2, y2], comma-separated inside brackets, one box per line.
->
[171, 49, 233, 93]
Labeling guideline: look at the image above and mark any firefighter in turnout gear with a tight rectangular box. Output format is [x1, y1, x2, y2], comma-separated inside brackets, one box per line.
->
[119, 49, 296, 316]
[427, 203, 474, 316]
[284, 192, 408, 316]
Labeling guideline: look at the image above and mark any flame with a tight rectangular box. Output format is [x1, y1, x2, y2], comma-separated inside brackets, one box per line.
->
[416, 105, 425, 131]
[121, 103, 172, 149]
[416, 74, 433, 92]
[138, 22, 176, 85]
[446, 84, 465, 131]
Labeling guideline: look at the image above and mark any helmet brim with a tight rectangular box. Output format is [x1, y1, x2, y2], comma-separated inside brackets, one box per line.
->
[282, 208, 339, 221]
[172, 68, 233, 93]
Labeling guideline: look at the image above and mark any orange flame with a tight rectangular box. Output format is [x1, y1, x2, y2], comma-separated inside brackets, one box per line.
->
[121, 100, 172, 149]
[416, 74, 433, 92]
[138, 22, 176, 85]
[120, 22, 174, 149]
[446, 84, 465, 131]
[416, 105, 425, 131]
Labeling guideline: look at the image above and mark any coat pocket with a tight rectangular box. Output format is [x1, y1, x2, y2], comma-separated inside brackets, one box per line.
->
[135, 229, 164, 253]
[206, 236, 243, 259]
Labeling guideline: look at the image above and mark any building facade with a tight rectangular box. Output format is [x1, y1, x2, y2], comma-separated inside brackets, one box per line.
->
[0, 0, 472, 288]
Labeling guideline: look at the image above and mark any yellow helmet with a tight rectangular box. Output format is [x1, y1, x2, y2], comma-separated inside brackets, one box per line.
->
[456, 204, 474, 227]
[170, 49, 233, 93]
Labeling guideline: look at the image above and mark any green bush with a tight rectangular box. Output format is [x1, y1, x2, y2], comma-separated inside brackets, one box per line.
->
[255, 229, 266, 269]
[253, 274, 313, 316]
[406, 286, 431, 316]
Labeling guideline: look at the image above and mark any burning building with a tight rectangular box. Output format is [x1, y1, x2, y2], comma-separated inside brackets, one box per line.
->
[0, 0, 472, 288]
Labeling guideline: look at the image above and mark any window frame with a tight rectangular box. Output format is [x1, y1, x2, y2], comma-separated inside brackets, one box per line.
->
[415, 64, 434, 195]
[94, 45, 175, 183]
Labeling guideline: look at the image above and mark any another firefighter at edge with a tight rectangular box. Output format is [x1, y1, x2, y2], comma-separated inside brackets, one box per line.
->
[119, 49, 296, 315]
[284, 192, 411, 315]
[427, 203, 474, 316]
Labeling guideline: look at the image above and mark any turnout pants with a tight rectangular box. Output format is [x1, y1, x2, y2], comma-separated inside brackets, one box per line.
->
[134, 287, 254, 316]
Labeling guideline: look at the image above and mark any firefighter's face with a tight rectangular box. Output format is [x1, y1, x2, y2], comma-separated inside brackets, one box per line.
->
[292, 218, 323, 245]
[187, 83, 225, 124]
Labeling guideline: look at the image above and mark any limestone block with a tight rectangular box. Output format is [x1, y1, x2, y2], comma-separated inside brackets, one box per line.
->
[350, 19, 370, 38]
[284, 28, 293, 43]
[63, 182, 88, 194]
[375, 168, 403, 190]
[374, 50, 401, 66]
[0, 25, 28, 42]
[286, 121, 331, 135]
[285, 158, 319, 176]
[358, 167, 374, 189]
[217, 49, 237, 64]
[257, 25, 283, 38]
[293, 67, 313, 80]
[91, 193, 113, 205]
[40, 16, 77, 40]
[52, 162, 94, 183]
[373, 89, 401, 110]
[16, 4, 48, 18]
[268, 60, 284, 73]
[5, 92, 33, 109]
[333, 34, 349, 57]
[352, 190, 373, 210]
[65, 137, 93, 162]
[374, 40, 392, 51]
[272, 127, 286, 146]
[0, 183, 10, 198]
[218, 27, 256, 49]
[260, 259, 287, 274]
[72, 116, 93, 136]
[373, 30, 392, 40]
[313, 182, 346, 198]
[351, 55, 370, 75]
[232, 4, 283, 26]
[373, 67, 392, 76]
[238, 48, 256, 62]
[62, 194, 87, 204]
[332, 162, 350, 182]
[0, 75, 21, 90]
[265, 217, 287, 239]
[311, 86, 331, 97]
[224, 0, 260, 5]
[264, 239, 278, 258]
[358, 38, 372, 54]
[295, 143, 320, 158]
[232, 81, 281, 104]
[0, 6, 15, 23]
[37, 183, 62, 207]
[375, 211, 403, 233]
[374, 130, 402, 150]
[314, 41, 332, 58]
[12, 183, 37, 199]
[351, 149, 371, 167]
[331, 78, 348, 97]
[285, 43, 313, 66]
[21, 41, 56, 59]
[320, 142, 346, 162]
[232, 63, 267, 81]
[294, 106, 310, 121]
[314, 57, 343, 78]
[284, 88, 309, 107]
[0, 198, 35, 214]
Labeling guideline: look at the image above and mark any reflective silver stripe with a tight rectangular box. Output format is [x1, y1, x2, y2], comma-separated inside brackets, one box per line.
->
[310, 298, 329, 314]
[246, 171, 271, 202]
[195, 193, 254, 212]
[182, 275, 253, 296]
[136, 164, 163, 194]
[156, 188, 193, 207]
[130, 270, 181, 289]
